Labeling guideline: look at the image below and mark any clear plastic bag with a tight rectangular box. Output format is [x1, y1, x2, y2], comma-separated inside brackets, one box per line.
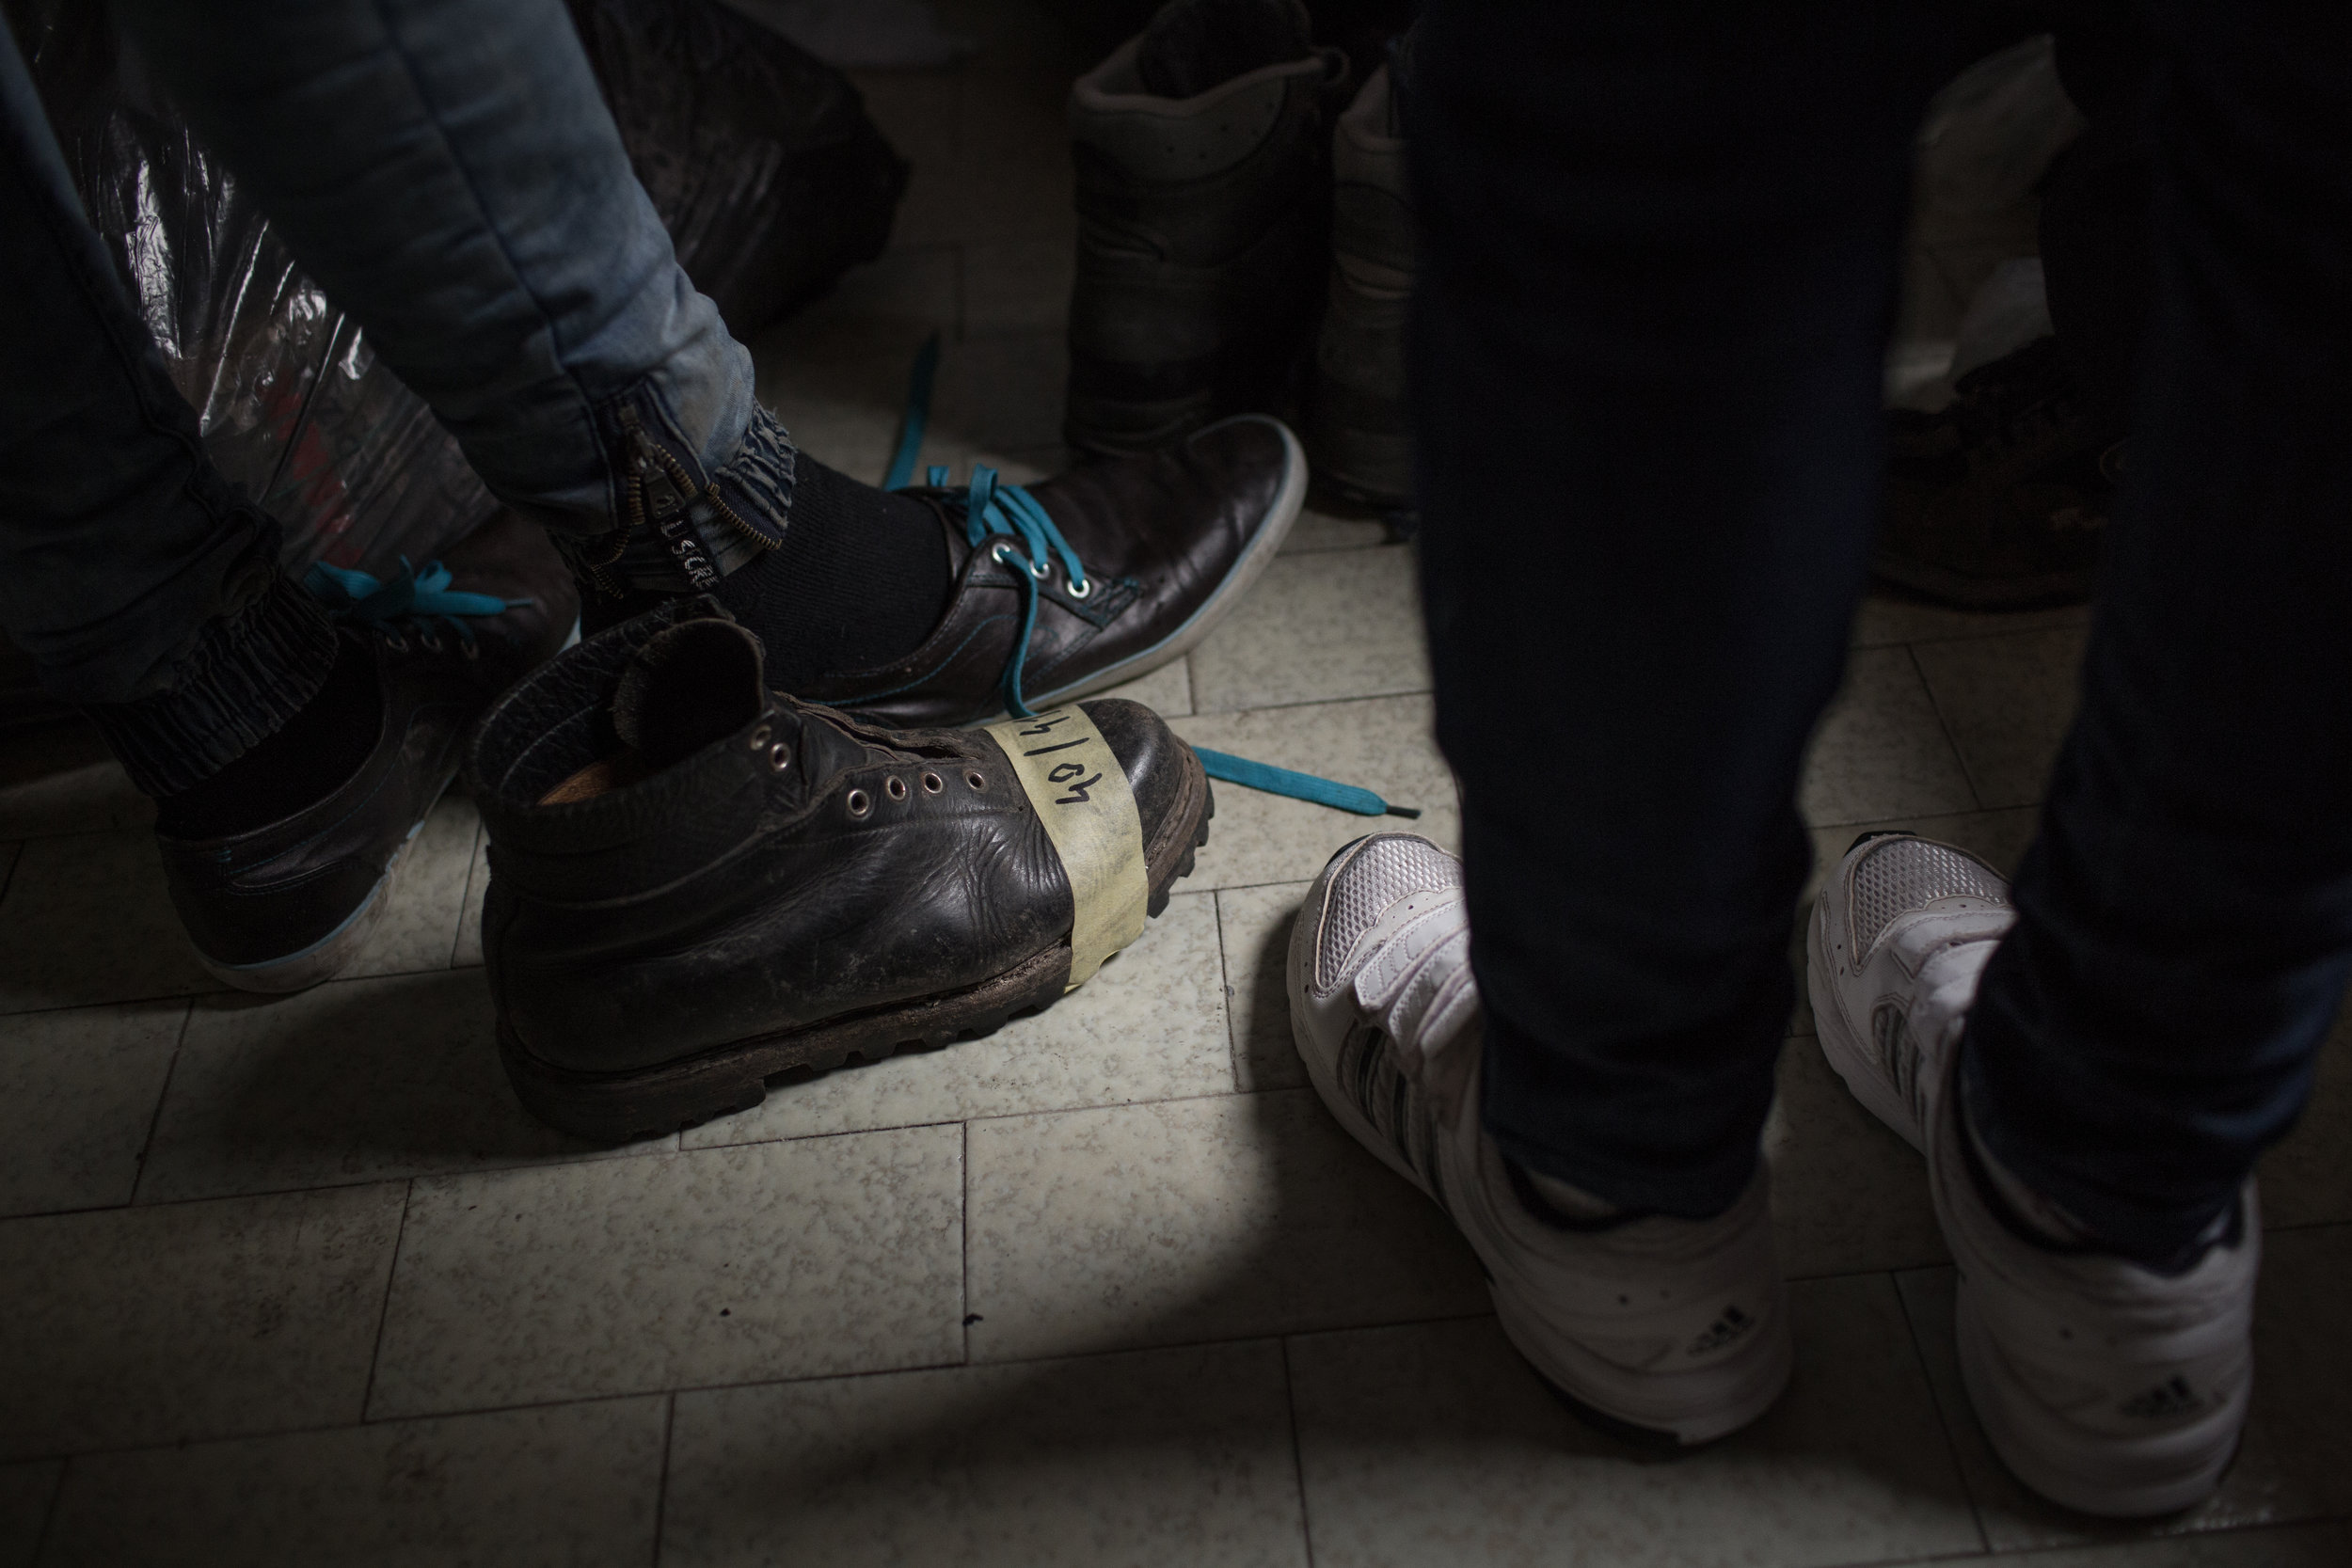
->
[9, 0, 906, 578]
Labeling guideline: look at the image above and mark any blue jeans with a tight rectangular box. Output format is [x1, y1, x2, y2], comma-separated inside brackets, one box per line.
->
[0, 0, 778, 791]
[1410, 1, 2352, 1265]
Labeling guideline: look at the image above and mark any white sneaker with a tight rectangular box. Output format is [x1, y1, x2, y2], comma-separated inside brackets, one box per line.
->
[1289, 833, 1792, 1445]
[1808, 832, 2260, 1516]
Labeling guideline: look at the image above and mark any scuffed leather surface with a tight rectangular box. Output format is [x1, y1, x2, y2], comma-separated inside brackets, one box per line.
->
[790, 417, 1291, 727]
[470, 609, 1195, 1074]
[155, 511, 578, 967]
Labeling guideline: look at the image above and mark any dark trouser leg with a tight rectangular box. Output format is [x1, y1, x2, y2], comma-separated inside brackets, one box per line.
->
[1408, 2, 1947, 1216]
[0, 21, 332, 795]
[1962, 0, 2352, 1266]
[2043, 1, 2158, 436]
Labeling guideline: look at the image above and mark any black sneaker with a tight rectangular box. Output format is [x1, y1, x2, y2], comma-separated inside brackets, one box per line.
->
[155, 512, 577, 991]
[467, 600, 1214, 1143]
[1873, 337, 2121, 610]
[1065, 0, 1344, 455]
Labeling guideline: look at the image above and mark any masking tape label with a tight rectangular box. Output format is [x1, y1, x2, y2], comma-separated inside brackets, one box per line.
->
[984, 706, 1148, 990]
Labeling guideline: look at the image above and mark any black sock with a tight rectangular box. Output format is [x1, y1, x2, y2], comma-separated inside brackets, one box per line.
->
[714, 456, 954, 693]
[154, 632, 381, 839]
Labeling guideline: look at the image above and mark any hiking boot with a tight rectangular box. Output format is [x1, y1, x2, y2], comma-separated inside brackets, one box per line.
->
[155, 511, 578, 992]
[793, 414, 1305, 726]
[1289, 833, 1793, 1445]
[468, 600, 1214, 1143]
[1808, 832, 2258, 1515]
[1065, 0, 1344, 455]
[1305, 53, 1417, 513]
[1874, 337, 2120, 610]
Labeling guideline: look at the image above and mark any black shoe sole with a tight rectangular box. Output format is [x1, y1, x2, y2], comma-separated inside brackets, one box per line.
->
[498, 751, 1216, 1145]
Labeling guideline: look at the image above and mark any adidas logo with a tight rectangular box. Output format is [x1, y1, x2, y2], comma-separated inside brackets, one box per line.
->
[2119, 1376, 2206, 1420]
[1685, 1305, 1756, 1357]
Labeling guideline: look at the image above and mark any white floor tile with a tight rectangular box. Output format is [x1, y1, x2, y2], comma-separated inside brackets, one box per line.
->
[0, 743, 149, 841]
[1188, 546, 1431, 714]
[1801, 647, 1979, 827]
[39, 1397, 665, 1568]
[662, 1341, 1309, 1568]
[1283, 505, 1394, 555]
[368, 1127, 963, 1418]
[682, 891, 1232, 1148]
[1289, 1276, 1979, 1568]
[340, 794, 481, 980]
[961, 236, 1074, 338]
[964, 1089, 1486, 1364]
[1912, 626, 2090, 810]
[1897, 1225, 2352, 1552]
[1850, 594, 2091, 650]
[0, 830, 215, 1013]
[1095, 654, 1194, 718]
[0, 1000, 183, 1218]
[1173, 696, 1456, 892]
[1766, 1037, 1947, 1280]
[451, 827, 491, 969]
[138, 970, 651, 1205]
[1216, 881, 1312, 1093]
[0, 1183, 405, 1458]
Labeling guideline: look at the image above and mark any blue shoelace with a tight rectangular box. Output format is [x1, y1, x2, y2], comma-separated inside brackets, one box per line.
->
[883, 336, 1420, 820]
[304, 558, 524, 653]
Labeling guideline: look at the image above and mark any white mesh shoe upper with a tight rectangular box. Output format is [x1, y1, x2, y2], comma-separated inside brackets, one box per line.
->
[1846, 836, 2011, 956]
[1312, 832, 1463, 991]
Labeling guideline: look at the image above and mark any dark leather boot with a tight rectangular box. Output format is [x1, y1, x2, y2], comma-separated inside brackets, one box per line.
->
[1873, 337, 2116, 610]
[1065, 0, 1344, 455]
[154, 511, 579, 991]
[468, 599, 1214, 1144]
[1305, 57, 1418, 513]
[795, 414, 1303, 727]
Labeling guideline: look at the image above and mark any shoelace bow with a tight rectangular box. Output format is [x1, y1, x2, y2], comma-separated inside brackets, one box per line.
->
[304, 558, 525, 652]
[882, 332, 1417, 818]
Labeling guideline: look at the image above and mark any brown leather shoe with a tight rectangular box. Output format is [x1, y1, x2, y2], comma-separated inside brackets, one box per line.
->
[792, 414, 1305, 727]
[155, 513, 578, 992]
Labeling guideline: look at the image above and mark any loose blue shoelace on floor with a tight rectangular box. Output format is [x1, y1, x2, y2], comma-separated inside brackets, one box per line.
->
[882, 334, 1418, 819]
[304, 558, 524, 652]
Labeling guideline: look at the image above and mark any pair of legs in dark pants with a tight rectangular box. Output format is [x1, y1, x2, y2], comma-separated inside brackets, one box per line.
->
[1412, 1, 2352, 1267]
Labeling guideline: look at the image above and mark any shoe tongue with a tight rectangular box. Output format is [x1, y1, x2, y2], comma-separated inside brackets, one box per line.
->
[610, 618, 769, 769]
[1136, 0, 1313, 99]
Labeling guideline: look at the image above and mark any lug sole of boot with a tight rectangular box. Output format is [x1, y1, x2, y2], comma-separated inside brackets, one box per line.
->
[500, 751, 1216, 1145]
[192, 776, 452, 996]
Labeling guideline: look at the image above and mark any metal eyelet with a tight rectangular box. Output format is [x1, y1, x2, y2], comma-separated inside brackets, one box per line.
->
[920, 771, 944, 794]
[1066, 578, 1093, 600]
[846, 787, 872, 817]
[965, 770, 987, 791]
[420, 631, 444, 654]
[748, 724, 772, 749]
[991, 544, 1015, 565]
[1029, 560, 1052, 581]
[768, 742, 790, 772]
[380, 630, 407, 653]
[884, 775, 908, 801]
[459, 640, 480, 659]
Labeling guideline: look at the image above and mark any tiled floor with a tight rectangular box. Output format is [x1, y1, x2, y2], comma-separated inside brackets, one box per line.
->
[5, 7, 2350, 1565]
